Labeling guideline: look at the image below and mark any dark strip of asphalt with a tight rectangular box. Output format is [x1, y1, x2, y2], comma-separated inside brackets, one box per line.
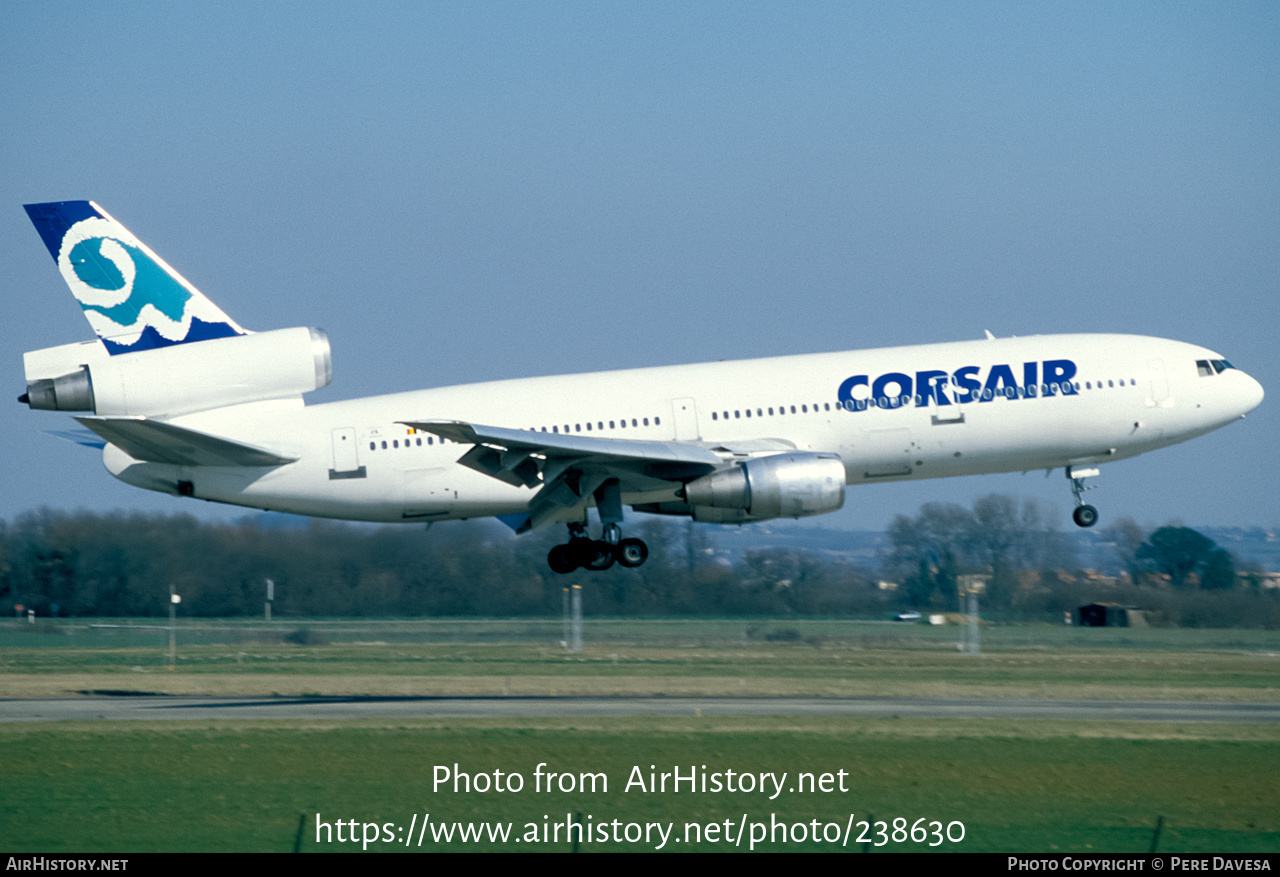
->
[1, 696, 1278, 723]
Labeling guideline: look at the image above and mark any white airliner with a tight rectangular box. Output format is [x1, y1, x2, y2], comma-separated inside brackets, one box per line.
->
[20, 201, 1264, 572]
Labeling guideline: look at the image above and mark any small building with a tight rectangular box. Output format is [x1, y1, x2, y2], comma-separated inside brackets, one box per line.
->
[1076, 603, 1149, 627]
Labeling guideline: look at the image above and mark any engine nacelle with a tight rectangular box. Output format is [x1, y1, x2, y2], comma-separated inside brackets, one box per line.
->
[683, 452, 846, 521]
[22, 327, 331, 417]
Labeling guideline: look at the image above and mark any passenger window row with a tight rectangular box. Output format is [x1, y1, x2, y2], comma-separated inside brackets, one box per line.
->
[839, 378, 1139, 411]
[1083, 379, 1137, 390]
[705, 377, 1143, 417]
[367, 416, 666, 452]
[531, 416, 661, 434]
[369, 428, 445, 451]
[711, 403, 832, 421]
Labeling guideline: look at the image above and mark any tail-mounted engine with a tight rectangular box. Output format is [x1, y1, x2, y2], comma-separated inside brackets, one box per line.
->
[21, 327, 331, 417]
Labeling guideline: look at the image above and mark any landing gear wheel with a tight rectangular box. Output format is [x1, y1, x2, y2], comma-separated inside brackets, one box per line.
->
[615, 538, 648, 568]
[548, 543, 579, 574]
[583, 540, 617, 571]
[1073, 505, 1098, 528]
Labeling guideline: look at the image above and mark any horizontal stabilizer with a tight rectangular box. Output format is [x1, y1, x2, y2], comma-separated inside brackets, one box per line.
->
[47, 428, 108, 450]
[75, 416, 297, 467]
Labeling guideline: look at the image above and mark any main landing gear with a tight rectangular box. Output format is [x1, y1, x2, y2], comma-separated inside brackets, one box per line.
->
[546, 478, 649, 573]
[1067, 466, 1100, 528]
[547, 522, 649, 574]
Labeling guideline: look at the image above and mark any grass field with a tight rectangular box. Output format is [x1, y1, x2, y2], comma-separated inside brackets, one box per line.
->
[2, 719, 1277, 853]
[1, 618, 1277, 853]
[2, 618, 1278, 700]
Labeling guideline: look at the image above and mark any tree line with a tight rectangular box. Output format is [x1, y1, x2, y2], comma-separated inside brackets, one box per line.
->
[884, 495, 1276, 625]
[0, 509, 889, 619]
[0, 499, 1274, 626]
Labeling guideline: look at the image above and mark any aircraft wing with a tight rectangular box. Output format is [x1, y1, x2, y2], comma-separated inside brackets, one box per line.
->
[75, 416, 298, 467]
[402, 420, 724, 531]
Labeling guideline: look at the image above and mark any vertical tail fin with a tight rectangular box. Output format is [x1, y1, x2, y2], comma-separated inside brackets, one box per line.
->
[24, 201, 246, 355]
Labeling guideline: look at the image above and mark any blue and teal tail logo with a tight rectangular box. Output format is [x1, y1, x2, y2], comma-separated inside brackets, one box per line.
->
[24, 201, 245, 355]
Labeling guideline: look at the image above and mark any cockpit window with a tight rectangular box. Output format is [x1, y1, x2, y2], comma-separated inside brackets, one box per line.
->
[1197, 359, 1236, 376]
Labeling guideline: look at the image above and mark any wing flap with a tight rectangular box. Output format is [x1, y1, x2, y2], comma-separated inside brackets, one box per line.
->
[457, 444, 542, 489]
[75, 416, 297, 467]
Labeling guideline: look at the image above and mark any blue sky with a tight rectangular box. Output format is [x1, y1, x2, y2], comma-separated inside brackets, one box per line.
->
[2, 3, 1276, 532]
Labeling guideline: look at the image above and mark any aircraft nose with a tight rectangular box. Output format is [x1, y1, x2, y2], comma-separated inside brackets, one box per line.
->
[1237, 371, 1264, 414]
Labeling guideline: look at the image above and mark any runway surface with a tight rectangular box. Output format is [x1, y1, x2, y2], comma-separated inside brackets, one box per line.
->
[3, 695, 1278, 723]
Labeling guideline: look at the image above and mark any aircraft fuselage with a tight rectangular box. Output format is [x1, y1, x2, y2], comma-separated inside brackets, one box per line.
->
[105, 332, 1262, 524]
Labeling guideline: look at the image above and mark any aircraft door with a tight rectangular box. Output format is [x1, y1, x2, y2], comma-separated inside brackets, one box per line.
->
[1145, 359, 1171, 407]
[329, 427, 365, 479]
[921, 392, 969, 471]
[671, 397, 700, 441]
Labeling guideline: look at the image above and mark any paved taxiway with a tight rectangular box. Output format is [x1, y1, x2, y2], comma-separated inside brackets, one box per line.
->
[2, 696, 1278, 723]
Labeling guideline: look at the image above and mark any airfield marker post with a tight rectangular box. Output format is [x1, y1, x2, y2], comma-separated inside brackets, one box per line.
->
[562, 587, 570, 651]
[570, 585, 583, 653]
[168, 586, 181, 670]
[967, 590, 980, 655]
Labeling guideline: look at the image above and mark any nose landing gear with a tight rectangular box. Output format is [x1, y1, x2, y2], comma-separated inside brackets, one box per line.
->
[1072, 505, 1098, 528]
[1067, 466, 1100, 528]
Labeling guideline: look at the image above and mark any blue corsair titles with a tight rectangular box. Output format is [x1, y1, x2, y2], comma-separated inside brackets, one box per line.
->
[19, 201, 1265, 572]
